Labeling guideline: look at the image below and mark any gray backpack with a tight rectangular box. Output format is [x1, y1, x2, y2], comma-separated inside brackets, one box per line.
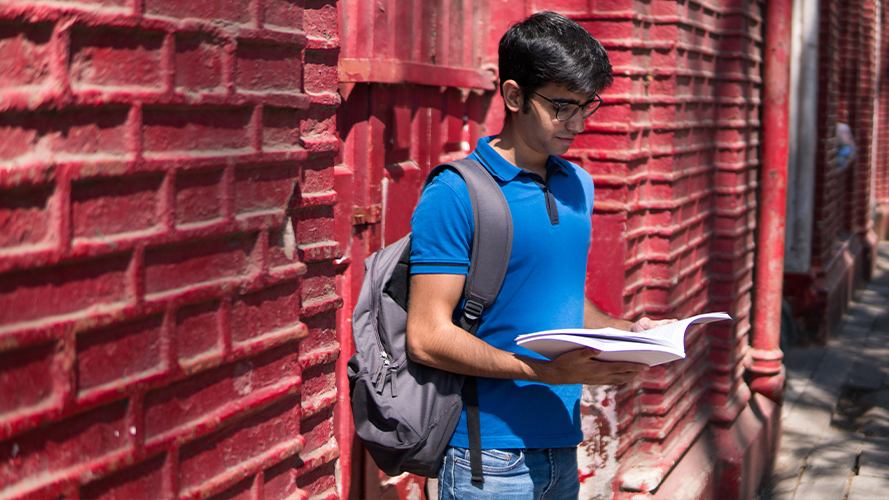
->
[347, 158, 512, 483]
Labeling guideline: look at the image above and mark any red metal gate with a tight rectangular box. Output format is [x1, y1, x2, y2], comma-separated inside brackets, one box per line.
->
[332, 1, 499, 497]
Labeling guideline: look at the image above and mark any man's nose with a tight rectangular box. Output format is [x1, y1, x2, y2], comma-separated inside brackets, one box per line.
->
[565, 111, 585, 133]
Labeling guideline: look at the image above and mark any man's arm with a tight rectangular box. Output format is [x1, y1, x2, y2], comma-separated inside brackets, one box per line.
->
[406, 273, 648, 386]
[584, 297, 677, 332]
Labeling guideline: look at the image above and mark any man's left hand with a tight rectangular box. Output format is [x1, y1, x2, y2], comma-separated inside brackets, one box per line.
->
[630, 317, 678, 333]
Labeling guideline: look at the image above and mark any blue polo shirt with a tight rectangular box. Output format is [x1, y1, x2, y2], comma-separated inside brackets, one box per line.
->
[410, 137, 595, 449]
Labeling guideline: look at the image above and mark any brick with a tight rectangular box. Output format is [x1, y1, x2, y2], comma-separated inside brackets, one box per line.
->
[0, 400, 129, 494]
[142, 107, 252, 154]
[207, 476, 254, 500]
[70, 27, 164, 90]
[0, 22, 53, 88]
[76, 314, 165, 395]
[263, 0, 304, 31]
[0, 341, 57, 419]
[175, 168, 224, 226]
[262, 107, 301, 151]
[72, 174, 163, 240]
[263, 458, 301, 500]
[231, 280, 301, 344]
[0, 107, 129, 162]
[79, 453, 167, 500]
[175, 300, 222, 363]
[303, 0, 338, 43]
[298, 106, 336, 143]
[0, 253, 131, 328]
[178, 395, 304, 496]
[175, 35, 225, 92]
[293, 206, 334, 246]
[143, 344, 301, 443]
[143, 235, 256, 296]
[0, 183, 53, 249]
[144, 0, 252, 24]
[303, 49, 337, 95]
[233, 164, 296, 216]
[234, 41, 302, 92]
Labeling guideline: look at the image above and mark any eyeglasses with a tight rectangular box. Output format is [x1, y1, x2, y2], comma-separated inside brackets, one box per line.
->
[531, 91, 603, 122]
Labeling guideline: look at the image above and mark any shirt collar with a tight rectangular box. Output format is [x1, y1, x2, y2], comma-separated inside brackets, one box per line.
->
[473, 136, 568, 181]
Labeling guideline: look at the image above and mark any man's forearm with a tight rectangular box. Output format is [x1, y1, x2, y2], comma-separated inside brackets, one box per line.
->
[583, 298, 633, 330]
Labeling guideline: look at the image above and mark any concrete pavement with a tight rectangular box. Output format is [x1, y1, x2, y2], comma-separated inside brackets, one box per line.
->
[757, 241, 889, 500]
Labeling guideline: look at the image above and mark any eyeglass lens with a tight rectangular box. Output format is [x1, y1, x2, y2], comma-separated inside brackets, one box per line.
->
[556, 100, 601, 121]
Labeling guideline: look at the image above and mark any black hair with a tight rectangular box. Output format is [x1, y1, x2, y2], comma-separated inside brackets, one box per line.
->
[499, 11, 613, 113]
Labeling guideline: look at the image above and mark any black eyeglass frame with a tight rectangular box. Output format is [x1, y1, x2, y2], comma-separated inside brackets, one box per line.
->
[530, 91, 603, 122]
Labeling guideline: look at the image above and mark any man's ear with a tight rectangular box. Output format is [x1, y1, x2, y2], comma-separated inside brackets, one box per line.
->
[501, 80, 523, 113]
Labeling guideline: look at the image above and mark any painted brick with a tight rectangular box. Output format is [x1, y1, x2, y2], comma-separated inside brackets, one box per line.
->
[0, 183, 53, 249]
[235, 42, 302, 93]
[207, 476, 254, 500]
[72, 174, 163, 240]
[0, 341, 57, 418]
[178, 395, 304, 496]
[144, 0, 252, 24]
[175, 168, 224, 226]
[69, 28, 165, 90]
[262, 107, 301, 151]
[142, 107, 253, 154]
[76, 314, 165, 395]
[231, 280, 301, 344]
[293, 206, 334, 247]
[263, 457, 302, 500]
[298, 106, 336, 143]
[303, 0, 338, 43]
[0, 22, 53, 88]
[266, 227, 304, 271]
[0, 400, 129, 495]
[263, 0, 304, 31]
[233, 164, 296, 216]
[0, 253, 131, 327]
[175, 35, 225, 92]
[79, 453, 167, 500]
[0, 107, 129, 161]
[143, 235, 256, 296]
[175, 300, 222, 363]
[304, 49, 337, 95]
[143, 344, 301, 443]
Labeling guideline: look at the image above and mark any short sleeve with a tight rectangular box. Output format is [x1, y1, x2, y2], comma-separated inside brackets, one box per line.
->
[410, 169, 474, 274]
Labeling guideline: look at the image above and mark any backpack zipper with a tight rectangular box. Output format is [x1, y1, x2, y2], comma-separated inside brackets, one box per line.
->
[369, 252, 396, 396]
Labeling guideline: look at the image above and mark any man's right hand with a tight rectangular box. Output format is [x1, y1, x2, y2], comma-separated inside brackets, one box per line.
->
[533, 348, 648, 386]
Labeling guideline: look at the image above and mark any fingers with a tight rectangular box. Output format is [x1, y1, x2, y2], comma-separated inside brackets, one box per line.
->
[631, 317, 679, 332]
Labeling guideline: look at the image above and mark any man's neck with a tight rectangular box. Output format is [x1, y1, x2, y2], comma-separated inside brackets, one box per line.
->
[488, 122, 549, 178]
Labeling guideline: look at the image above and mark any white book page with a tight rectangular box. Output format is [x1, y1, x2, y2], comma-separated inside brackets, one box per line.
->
[515, 312, 731, 366]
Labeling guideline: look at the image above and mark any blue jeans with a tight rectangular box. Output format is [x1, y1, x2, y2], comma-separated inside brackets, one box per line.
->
[437, 446, 579, 500]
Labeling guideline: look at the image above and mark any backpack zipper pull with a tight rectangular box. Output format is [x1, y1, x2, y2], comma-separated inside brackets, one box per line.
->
[374, 351, 391, 395]
[388, 363, 398, 398]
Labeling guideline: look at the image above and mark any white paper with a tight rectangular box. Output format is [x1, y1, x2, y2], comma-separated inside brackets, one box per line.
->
[515, 312, 731, 366]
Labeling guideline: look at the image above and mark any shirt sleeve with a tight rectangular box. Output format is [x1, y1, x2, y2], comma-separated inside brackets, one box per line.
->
[409, 168, 474, 275]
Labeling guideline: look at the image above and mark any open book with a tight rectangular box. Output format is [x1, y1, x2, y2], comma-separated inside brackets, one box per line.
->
[515, 312, 732, 367]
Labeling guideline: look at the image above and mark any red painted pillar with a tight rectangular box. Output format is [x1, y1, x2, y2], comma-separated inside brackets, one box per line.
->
[750, 0, 792, 403]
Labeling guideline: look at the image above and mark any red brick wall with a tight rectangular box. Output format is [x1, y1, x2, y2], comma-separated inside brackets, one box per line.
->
[0, 1, 340, 499]
[877, 5, 889, 220]
[560, 0, 762, 495]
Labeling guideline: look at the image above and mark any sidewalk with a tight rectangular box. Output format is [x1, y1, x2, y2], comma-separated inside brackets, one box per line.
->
[757, 242, 889, 500]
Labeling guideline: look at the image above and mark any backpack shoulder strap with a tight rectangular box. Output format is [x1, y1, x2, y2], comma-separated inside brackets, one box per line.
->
[424, 158, 513, 332]
[424, 157, 512, 485]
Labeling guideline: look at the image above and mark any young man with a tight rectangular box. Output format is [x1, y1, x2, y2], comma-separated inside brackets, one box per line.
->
[406, 11, 673, 499]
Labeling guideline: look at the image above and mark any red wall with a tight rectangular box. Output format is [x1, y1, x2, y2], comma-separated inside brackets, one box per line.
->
[0, 1, 340, 498]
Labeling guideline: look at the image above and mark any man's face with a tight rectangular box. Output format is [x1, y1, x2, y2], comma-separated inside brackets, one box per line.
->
[513, 83, 597, 158]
